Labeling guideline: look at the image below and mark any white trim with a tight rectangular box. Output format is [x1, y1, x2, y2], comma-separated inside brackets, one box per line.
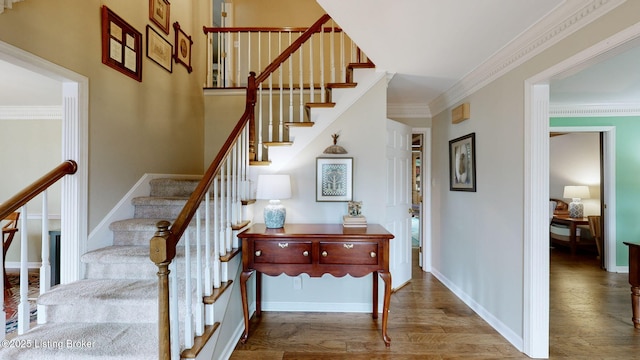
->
[550, 103, 640, 117]
[5, 262, 40, 270]
[0, 105, 62, 120]
[388, 103, 431, 119]
[430, 0, 626, 117]
[262, 301, 373, 313]
[0, 40, 89, 285]
[431, 268, 523, 352]
[524, 19, 640, 359]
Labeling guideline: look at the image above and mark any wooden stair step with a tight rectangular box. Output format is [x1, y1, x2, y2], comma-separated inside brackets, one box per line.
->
[263, 141, 293, 147]
[181, 323, 220, 359]
[305, 102, 336, 109]
[232, 220, 251, 231]
[326, 82, 357, 89]
[203, 280, 233, 305]
[220, 247, 241, 262]
[346, 62, 375, 82]
[285, 121, 314, 128]
[249, 160, 272, 166]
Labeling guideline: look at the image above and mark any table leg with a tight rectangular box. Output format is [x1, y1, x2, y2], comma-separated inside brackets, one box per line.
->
[256, 271, 262, 317]
[569, 222, 577, 256]
[372, 271, 378, 319]
[239, 270, 253, 343]
[379, 270, 392, 347]
[631, 286, 640, 329]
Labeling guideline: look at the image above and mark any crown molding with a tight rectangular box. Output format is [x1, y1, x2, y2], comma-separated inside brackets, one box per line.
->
[387, 102, 431, 119]
[549, 103, 640, 117]
[429, 0, 626, 117]
[0, 105, 62, 120]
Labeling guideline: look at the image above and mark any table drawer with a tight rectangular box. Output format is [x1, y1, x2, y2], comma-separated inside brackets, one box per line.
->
[253, 240, 312, 264]
[319, 242, 379, 265]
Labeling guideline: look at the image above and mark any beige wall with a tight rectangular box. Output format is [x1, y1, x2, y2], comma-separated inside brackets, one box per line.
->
[229, 0, 325, 27]
[0, 0, 209, 233]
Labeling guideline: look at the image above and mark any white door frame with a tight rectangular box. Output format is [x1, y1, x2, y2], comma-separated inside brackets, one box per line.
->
[413, 127, 432, 272]
[524, 23, 640, 358]
[0, 41, 88, 283]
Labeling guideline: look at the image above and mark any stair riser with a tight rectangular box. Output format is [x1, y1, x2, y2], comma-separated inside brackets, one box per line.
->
[133, 202, 235, 220]
[85, 257, 222, 280]
[149, 178, 201, 197]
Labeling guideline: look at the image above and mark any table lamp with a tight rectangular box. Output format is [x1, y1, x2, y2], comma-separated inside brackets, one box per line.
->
[563, 185, 590, 218]
[256, 174, 292, 228]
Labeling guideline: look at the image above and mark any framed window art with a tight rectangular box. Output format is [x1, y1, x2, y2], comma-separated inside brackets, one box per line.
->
[149, 0, 170, 34]
[146, 25, 173, 73]
[101, 6, 142, 82]
[316, 157, 353, 202]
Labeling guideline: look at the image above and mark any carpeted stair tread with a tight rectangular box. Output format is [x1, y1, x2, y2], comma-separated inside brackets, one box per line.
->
[0, 322, 157, 360]
[149, 178, 201, 197]
[38, 279, 158, 324]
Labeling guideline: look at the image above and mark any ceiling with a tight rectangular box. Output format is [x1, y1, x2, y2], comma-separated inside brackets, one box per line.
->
[2, 0, 639, 115]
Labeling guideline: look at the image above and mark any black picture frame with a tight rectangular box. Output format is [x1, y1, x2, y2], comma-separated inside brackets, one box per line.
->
[449, 133, 476, 192]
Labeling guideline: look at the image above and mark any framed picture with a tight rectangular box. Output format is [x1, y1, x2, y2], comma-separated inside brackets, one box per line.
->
[146, 26, 173, 73]
[316, 157, 353, 202]
[101, 6, 142, 82]
[173, 22, 193, 73]
[449, 133, 476, 192]
[149, 0, 170, 34]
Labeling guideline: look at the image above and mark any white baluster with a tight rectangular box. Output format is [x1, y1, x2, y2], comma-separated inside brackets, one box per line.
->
[289, 31, 294, 124]
[219, 163, 226, 256]
[232, 144, 238, 225]
[205, 189, 212, 296]
[213, 176, 221, 288]
[268, 34, 274, 144]
[226, 158, 232, 252]
[236, 31, 241, 86]
[38, 190, 50, 325]
[340, 30, 346, 82]
[299, 32, 304, 122]
[278, 31, 283, 142]
[169, 261, 180, 360]
[195, 210, 204, 336]
[257, 32, 264, 161]
[18, 204, 29, 334]
[184, 231, 194, 349]
[320, 31, 325, 102]
[309, 36, 315, 103]
[330, 22, 335, 83]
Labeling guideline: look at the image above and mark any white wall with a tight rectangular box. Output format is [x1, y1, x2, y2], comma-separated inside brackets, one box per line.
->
[550, 132, 601, 216]
[248, 77, 389, 311]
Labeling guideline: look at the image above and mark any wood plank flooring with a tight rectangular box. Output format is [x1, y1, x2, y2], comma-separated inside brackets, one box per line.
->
[231, 248, 638, 359]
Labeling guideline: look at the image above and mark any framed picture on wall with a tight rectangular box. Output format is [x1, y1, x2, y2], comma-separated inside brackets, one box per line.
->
[316, 157, 353, 202]
[173, 22, 193, 73]
[146, 26, 173, 73]
[149, 0, 170, 34]
[101, 6, 142, 82]
[449, 133, 476, 192]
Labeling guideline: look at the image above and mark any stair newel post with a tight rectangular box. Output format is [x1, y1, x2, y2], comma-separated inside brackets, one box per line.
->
[150, 220, 175, 360]
[247, 72, 257, 162]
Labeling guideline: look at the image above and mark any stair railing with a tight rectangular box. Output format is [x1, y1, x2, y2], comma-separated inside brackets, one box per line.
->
[152, 13, 341, 360]
[204, 14, 370, 163]
[0, 160, 77, 339]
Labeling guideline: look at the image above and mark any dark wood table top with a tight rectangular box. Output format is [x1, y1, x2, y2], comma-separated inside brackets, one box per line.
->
[238, 223, 395, 239]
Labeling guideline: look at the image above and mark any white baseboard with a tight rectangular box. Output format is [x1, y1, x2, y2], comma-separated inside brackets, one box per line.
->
[262, 301, 372, 313]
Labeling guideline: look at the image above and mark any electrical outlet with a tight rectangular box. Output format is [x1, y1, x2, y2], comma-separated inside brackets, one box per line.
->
[293, 276, 302, 290]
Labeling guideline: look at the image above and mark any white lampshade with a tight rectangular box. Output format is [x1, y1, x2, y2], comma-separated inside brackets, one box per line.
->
[256, 175, 291, 200]
[563, 185, 590, 200]
[256, 174, 292, 228]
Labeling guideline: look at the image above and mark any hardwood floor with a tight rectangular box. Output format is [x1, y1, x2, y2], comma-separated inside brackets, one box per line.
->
[231, 248, 638, 359]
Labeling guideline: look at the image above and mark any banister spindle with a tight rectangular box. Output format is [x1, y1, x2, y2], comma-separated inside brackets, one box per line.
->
[330, 22, 335, 83]
[288, 31, 294, 125]
[184, 230, 194, 349]
[17, 204, 28, 334]
[278, 31, 283, 142]
[213, 176, 221, 288]
[299, 32, 304, 122]
[320, 31, 325, 102]
[150, 220, 173, 360]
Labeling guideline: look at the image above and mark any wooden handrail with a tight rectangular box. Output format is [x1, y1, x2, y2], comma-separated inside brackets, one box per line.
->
[203, 25, 342, 34]
[255, 14, 331, 85]
[0, 160, 77, 221]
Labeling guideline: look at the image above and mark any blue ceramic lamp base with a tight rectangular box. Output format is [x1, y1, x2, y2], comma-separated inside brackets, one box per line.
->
[264, 200, 286, 228]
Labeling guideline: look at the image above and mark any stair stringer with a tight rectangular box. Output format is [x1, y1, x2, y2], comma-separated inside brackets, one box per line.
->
[191, 254, 244, 360]
[266, 69, 390, 171]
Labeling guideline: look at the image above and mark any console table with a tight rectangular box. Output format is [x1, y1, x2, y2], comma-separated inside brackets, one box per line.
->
[237, 223, 395, 346]
[623, 241, 640, 328]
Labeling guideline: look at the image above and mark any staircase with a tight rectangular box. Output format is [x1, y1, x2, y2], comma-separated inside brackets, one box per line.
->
[0, 178, 245, 360]
[0, 0, 23, 14]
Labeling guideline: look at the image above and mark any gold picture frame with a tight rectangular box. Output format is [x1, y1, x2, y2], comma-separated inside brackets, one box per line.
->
[146, 25, 173, 73]
[149, 0, 170, 34]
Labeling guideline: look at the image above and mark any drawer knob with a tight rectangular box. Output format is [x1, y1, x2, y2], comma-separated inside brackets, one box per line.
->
[343, 243, 354, 249]
[322, 251, 328, 257]
[278, 243, 289, 248]
[370, 251, 376, 258]
[302, 250, 309, 257]
[255, 250, 262, 257]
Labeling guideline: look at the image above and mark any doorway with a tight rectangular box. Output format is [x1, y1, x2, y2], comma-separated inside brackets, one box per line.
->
[412, 128, 431, 272]
[0, 40, 88, 283]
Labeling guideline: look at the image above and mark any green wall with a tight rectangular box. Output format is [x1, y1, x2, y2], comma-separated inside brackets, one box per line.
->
[550, 116, 640, 266]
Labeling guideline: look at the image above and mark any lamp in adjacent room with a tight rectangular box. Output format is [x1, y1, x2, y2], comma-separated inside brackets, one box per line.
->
[256, 174, 292, 228]
[563, 185, 590, 218]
